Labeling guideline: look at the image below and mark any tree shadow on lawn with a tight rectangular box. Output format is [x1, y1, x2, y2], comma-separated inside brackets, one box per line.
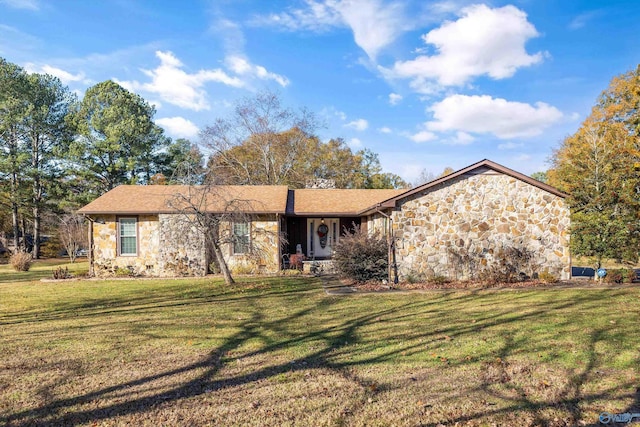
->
[2, 287, 638, 426]
[0, 278, 319, 326]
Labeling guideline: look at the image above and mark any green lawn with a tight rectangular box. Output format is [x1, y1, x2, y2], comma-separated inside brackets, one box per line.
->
[0, 265, 639, 426]
[0, 257, 89, 283]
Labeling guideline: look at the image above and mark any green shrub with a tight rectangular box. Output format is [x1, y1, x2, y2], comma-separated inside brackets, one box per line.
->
[10, 251, 32, 272]
[333, 226, 388, 283]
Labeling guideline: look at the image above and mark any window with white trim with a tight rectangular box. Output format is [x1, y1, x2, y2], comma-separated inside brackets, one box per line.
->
[232, 222, 250, 254]
[118, 217, 138, 256]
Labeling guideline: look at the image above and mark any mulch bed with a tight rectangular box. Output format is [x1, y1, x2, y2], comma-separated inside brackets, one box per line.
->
[349, 279, 635, 292]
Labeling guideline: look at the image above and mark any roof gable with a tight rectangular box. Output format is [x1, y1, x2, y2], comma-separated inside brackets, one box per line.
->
[358, 159, 568, 215]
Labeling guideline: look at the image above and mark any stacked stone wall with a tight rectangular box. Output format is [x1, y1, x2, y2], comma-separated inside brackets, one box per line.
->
[157, 214, 207, 276]
[92, 215, 160, 276]
[377, 170, 570, 280]
[223, 215, 280, 274]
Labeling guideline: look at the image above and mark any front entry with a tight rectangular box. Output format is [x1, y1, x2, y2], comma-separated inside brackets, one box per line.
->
[307, 218, 339, 259]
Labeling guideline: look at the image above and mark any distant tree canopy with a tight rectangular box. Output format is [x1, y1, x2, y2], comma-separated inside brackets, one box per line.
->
[548, 65, 640, 268]
[0, 59, 408, 258]
[202, 92, 407, 189]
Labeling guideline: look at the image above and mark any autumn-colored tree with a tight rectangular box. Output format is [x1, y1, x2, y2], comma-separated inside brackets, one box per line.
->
[203, 91, 406, 189]
[548, 66, 640, 268]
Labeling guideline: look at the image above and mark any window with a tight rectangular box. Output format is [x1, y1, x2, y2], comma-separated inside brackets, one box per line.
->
[233, 222, 250, 254]
[119, 217, 137, 256]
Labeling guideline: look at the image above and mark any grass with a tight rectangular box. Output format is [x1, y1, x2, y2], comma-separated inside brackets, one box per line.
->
[0, 257, 89, 283]
[0, 266, 639, 426]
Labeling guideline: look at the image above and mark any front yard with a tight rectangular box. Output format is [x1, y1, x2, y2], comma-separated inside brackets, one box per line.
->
[0, 265, 639, 426]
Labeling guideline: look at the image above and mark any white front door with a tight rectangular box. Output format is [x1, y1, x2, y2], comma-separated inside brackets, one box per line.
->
[307, 218, 339, 258]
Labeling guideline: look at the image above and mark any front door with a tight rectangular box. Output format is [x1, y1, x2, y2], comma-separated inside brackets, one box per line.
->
[307, 218, 339, 259]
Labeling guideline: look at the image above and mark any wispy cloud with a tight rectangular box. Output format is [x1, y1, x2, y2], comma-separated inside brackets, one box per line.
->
[24, 63, 89, 84]
[389, 93, 402, 105]
[250, 0, 409, 60]
[116, 50, 244, 111]
[344, 118, 369, 131]
[225, 55, 289, 87]
[378, 126, 392, 134]
[0, 0, 39, 10]
[568, 11, 598, 30]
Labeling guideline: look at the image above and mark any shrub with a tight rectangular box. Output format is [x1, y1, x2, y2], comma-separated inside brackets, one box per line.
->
[624, 268, 637, 283]
[10, 251, 32, 272]
[430, 275, 451, 286]
[333, 226, 388, 283]
[604, 269, 621, 284]
[115, 267, 134, 277]
[52, 266, 71, 279]
[538, 271, 558, 284]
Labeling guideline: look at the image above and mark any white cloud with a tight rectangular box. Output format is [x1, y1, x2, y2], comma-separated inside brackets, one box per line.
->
[389, 93, 402, 105]
[334, 0, 407, 59]
[498, 141, 524, 150]
[345, 118, 369, 131]
[449, 131, 474, 145]
[249, 0, 342, 32]
[250, 0, 407, 59]
[224, 55, 289, 87]
[378, 126, 392, 134]
[387, 4, 543, 90]
[24, 63, 87, 84]
[348, 137, 363, 148]
[116, 50, 244, 111]
[156, 117, 200, 139]
[426, 94, 563, 139]
[408, 130, 437, 143]
[568, 11, 598, 30]
[0, 0, 39, 10]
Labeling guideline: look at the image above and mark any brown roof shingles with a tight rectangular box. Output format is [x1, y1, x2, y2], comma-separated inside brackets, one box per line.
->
[290, 189, 405, 216]
[78, 185, 406, 216]
[78, 185, 290, 215]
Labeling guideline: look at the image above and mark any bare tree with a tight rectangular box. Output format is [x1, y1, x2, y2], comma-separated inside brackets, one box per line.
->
[58, 213, 87, 263]
[167, 162, 280, 285]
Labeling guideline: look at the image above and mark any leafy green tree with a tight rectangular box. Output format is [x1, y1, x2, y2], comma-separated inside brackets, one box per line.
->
[549, 66, 640, 268]
[23, 72, 74, 257]
[530, 171, 548, 183]
[65, 80, 169, 202]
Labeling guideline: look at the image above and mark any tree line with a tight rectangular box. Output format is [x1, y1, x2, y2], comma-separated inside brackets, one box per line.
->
[548, 65, 640, 268]
[0, 58, 407, 258]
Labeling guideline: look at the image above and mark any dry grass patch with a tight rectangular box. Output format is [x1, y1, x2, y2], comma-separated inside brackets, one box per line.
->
[1, 276, 639, 426]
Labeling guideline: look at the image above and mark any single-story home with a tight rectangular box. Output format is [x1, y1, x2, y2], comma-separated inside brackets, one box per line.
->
[78, 159, 571, 280]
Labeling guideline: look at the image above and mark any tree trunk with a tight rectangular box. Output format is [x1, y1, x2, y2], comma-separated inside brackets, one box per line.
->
[32, 209, 40, 258]
[209, 221, 234, 285]
[212, 239, 234, 285]
[11, 200, 19, 252]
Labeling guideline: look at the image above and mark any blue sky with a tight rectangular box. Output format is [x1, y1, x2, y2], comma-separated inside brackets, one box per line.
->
[1, 0, 639, 183]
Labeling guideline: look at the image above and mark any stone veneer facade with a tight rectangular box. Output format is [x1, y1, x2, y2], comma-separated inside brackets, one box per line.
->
[368, 168, 570, 280]
[91, 214, 280, 277]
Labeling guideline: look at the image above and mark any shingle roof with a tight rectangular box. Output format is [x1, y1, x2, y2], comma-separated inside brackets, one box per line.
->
[78, 185, 406, 216]
[78, 185, 290, 215]
[290, 188, 405, 216]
